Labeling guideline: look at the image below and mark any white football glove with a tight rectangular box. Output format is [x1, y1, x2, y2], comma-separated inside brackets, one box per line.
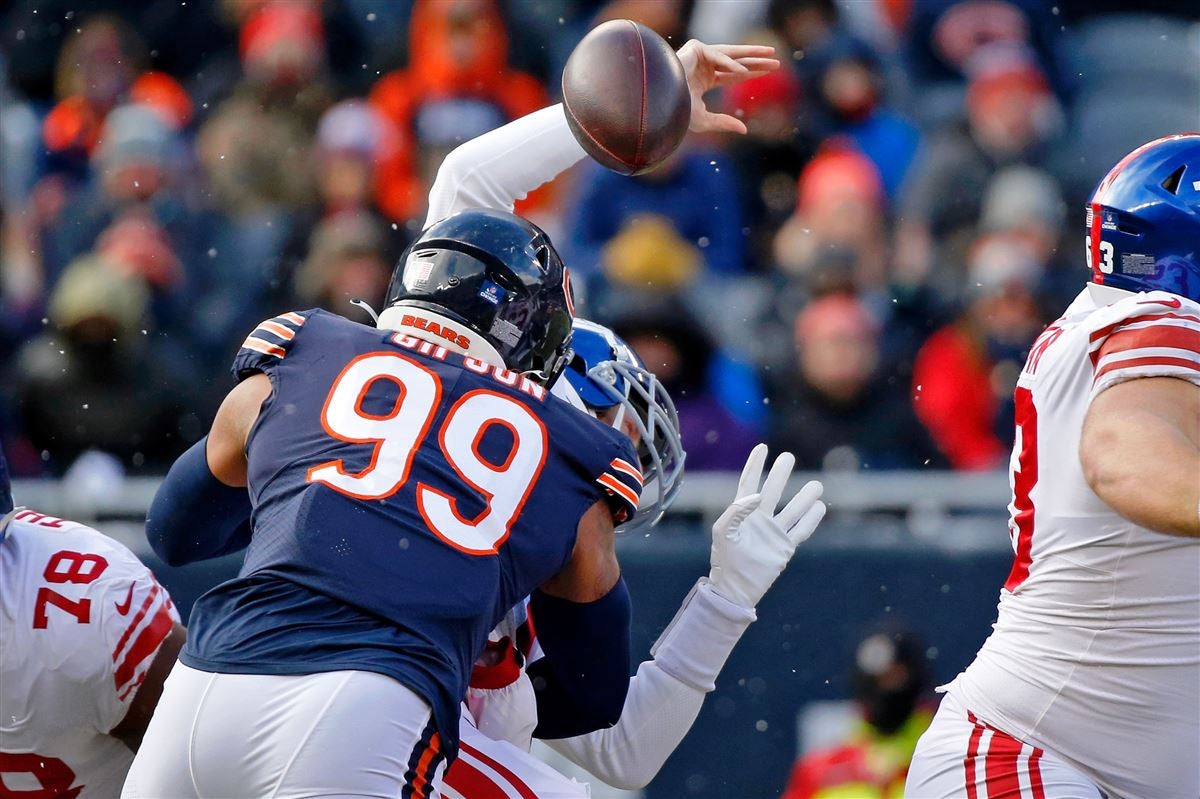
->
[707, 444, 826, 609]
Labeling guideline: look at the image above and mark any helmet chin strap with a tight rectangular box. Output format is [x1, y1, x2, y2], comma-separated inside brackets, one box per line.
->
[376, 304, 507, 368]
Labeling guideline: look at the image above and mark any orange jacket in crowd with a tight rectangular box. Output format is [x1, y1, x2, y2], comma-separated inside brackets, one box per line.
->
[369, 0, 549, 223]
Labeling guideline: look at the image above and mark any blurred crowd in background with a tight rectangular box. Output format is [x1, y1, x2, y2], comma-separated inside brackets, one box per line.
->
[2, 0, 1198, 480]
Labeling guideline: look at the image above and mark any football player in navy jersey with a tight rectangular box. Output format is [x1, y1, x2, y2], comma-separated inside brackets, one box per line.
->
[126, 38, 801, 798]
[125, 210, 648, 798]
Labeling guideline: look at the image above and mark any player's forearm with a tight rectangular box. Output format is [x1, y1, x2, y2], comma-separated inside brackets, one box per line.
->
[546, 662, 705, 790]
[1081, 414, 1200, 537]
[528, 579, 632, 739]
[146, 437, 254, 565]
[544, 580, 756, 789]
[424, 104, 587, 227]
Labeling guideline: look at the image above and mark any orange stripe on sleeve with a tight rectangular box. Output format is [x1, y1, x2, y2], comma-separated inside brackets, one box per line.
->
[597, 473, 639, 509]
[256, 320, 296, 341]
[609, 458, 643, 485]
[279, 311, 306, 326]
[242, 337, 287, 358]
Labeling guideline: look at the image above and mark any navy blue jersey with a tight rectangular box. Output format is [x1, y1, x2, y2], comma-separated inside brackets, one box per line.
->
[181, 310, 641, 754]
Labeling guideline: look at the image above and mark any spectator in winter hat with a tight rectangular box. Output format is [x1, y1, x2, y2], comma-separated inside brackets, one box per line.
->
[769, 294, 943, 471]
[279, 101, 407, 289]
[41, 17, 142, 163]
[725, 53, 814, 271]
[291, 212, 392, 316]
[911, 233, 1044, 470]
[774, 145, 888, 292]
[13, 255, 198, 475]
[809, 36, 920, 199]
[369, 0, 549, 223]
[39, 104, 190, 288]
[896, 44, 1061, 296]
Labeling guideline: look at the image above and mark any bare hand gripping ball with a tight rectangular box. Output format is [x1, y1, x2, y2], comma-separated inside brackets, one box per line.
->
[561, 20, 692, 176]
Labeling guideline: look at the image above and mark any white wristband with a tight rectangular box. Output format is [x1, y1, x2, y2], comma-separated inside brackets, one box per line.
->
[650, 578, 756, 692]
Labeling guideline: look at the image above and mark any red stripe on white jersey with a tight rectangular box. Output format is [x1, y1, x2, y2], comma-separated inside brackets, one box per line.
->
[113, 603, 174, 693]
[609, 458, 643, 485]
[1088, 311, 1200, 346]
[1094, 354, 1200, 383]
[112, 583, 160, 660]
[441, 758, 509, 799]
[1094, 324, 1200, 362]
[597, 473, 639, 509]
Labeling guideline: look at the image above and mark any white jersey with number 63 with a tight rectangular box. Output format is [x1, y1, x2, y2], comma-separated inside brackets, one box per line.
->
[944, 288, 1200, 799]
[1, 511, 179, 798]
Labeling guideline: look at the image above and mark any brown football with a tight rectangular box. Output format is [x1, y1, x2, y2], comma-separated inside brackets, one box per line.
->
[561, 20, 691, 176]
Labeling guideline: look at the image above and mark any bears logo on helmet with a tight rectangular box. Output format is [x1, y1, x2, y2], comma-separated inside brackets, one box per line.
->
[380, 209, 575, 386]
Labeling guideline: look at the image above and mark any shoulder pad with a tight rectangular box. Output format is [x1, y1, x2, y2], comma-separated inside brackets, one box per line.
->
[232, 311, 313, 380]
[1087, 292, 1200, 396]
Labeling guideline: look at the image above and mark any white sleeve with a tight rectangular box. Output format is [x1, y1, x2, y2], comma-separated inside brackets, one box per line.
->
[543, 580, 755, 790]
[424, 104, 588, 228]
[1087, 293, 1200, 401]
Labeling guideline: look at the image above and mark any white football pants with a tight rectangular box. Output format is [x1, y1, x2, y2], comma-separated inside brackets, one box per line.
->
[123, 662, 446, 798]
[905, 692, 1102, 799]
[440, 714, 589, 799]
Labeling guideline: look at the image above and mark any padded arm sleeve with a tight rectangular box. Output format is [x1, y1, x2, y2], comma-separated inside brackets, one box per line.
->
[425, 104, 587, 227]
[528, 578, 632, 739]
[544, 579, 756, 789]
[146, 436, 253, 566]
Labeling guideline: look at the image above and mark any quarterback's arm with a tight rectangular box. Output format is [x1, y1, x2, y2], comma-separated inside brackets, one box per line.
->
[145, 374, 270, 565]
[544, 581, 754, 789]
[424, 104, 587, 226]
[424, 42, 778, 226]
[1081, 376, 1200, 537]
[544, 445, 825, 787]
[528, 500, 632, 739]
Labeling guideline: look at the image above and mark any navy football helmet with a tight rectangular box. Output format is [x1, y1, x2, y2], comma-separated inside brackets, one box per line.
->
[383, 209, 575, 386]
[564, 319, 685, 531]
[1086, 133, 1200, 302]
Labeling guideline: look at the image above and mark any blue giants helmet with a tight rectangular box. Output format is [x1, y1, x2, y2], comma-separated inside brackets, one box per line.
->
[564, 319, 685, 531]
[1086, 133, 1200, 302]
